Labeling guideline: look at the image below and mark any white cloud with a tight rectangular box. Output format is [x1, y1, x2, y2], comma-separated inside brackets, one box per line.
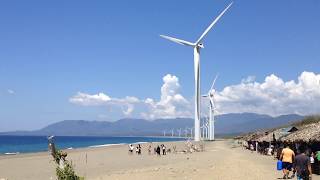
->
[69, 92, 111, 106]
[69, 92, 141, 116]
[241, 75, 256, 84]
[141, 74, 191, 119]
[69, 74, 191, 119]
[215, 71, 320, 116]
[70, 71, 320, 120]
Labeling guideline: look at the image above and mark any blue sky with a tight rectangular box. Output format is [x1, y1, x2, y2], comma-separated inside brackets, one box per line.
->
[1, 0, 320, 131]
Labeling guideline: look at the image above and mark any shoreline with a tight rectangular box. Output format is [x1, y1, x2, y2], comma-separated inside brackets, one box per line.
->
[0, 139, 188, 159]
[0, 136, 187, 156]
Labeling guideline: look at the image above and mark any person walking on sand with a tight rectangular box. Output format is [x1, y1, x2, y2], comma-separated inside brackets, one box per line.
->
[294, 146, 312, 180]
[156, 145, 161, 156]
[136, 146, 139, 154]
[162, 144, 166, 155]
[148, 144, 152, 155]
[250, 143, 254, 153]
[280, 144, 295, 179]
[138, 144, 142, 155]
[128, 144, 134, 155]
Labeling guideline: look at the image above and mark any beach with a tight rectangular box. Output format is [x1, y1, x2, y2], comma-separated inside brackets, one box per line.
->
[0, 140, 319, 180]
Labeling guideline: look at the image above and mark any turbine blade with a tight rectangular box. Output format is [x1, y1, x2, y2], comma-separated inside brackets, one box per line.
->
[202, 94, 208, 97]
[210, 74, 219, 91]
[160, 35, 194, 46]
[196, 2, 233, 44]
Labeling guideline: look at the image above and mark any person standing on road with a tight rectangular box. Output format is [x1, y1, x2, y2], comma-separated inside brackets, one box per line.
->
[280, 144, 295, 179]
[294, 146, 312, 180]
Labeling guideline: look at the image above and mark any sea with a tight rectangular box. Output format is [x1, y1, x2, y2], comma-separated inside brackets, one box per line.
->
[0, 135, 186, 155]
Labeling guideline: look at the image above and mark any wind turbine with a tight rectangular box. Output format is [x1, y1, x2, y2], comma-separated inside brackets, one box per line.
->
[160, 2, 233, 141]
[202, 75, 218, 141]
[163, 130, 166, 137]
[177, 128, 182, 137]
[202, 74, 218, 141]
[188, 127, 194, 138]
[171, 129, 174, 137]
[201, 117, 209, 140]
[184, 128, 188, 137]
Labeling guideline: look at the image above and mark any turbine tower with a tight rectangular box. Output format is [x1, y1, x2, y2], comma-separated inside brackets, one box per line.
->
[160, 2, 233, 141]
[202, 74, 218, 141]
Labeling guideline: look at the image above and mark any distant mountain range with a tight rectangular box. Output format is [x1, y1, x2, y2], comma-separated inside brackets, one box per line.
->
[0, 113, 304, 137]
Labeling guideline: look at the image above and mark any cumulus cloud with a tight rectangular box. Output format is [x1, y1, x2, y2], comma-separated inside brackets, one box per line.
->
[141, 74, 191, 119]
[70, 71, 320, 120]
[69, 74, 191, 119]
[215, 71, 320, 116]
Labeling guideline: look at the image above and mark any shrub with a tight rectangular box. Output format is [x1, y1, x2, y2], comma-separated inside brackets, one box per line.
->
[51, 148, 84, 180]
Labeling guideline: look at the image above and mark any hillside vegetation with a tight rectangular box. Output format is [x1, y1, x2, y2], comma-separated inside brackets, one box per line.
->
[291, 115, 320, 127]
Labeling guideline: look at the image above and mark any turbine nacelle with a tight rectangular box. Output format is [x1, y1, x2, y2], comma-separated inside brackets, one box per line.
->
[197, 43, 204, 49]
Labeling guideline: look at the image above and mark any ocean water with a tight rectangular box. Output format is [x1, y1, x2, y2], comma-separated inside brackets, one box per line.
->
[0, 135, 186, 154]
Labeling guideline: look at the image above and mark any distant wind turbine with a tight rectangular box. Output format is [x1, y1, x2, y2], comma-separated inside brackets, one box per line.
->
[201, 125, 205, 140]
[177, 128, 182, 137]
[160, 2, 233, 141]
[188, 127, 194, 138]
[202, 74, 218, 141]
[184, 128, 188, 137]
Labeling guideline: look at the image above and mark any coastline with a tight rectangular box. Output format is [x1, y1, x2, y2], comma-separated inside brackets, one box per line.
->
[0, 135, 187, 156]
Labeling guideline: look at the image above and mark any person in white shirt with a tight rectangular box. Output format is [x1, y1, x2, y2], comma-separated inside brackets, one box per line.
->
[128, 144, 134, 155]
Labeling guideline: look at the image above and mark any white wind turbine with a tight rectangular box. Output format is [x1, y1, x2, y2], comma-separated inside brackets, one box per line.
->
[171, 129, 174, 137]
[177, 128, 182, 137]
[160, 2, 233, 141]
[188, 127, 194, 138]
[201, 125, 204, 139]
[163, 130, 166, 137]
[201, 118, 208, 140]
[184, 128, 188, 137]
[202, 74, 218, 140]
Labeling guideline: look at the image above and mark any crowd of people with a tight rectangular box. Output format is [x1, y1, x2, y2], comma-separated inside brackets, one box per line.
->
[128, 141, 205, 157]
[244, 140, 320, 179]
[128, 143, 171, 156]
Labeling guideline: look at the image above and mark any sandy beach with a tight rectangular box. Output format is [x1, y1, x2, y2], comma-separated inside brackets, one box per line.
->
[0, 140, 319, 180]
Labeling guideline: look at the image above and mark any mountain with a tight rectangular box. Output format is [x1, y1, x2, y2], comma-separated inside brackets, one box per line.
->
[0, 113, 304, 136]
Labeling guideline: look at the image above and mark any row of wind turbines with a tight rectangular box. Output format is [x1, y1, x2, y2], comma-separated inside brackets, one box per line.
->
[163, 128, 193, 138]
[162, 107, 217, 140]
[160, 2, 233, 141]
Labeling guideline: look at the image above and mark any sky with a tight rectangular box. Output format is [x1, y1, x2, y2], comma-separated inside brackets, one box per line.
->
[0, 0, 320, 131]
